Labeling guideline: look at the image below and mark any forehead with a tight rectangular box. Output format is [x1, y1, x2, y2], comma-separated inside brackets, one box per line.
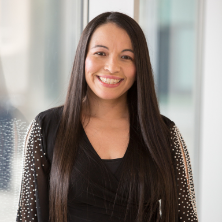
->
[88, 23, 133, 49]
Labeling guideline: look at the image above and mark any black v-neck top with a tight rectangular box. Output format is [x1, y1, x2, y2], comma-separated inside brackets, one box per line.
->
[103, 158, 123, 174]
[17, 106, 198, 222]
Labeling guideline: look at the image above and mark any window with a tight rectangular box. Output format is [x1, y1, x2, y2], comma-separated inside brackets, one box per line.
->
[0, 1, 83, 220]
[139, 0, 199, 203]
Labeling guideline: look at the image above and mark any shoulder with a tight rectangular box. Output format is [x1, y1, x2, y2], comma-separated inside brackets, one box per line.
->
[34, 105, 64, 139]
[33, 106, 64, 163]
[161, 114, 175, 129]
[35, 106, 63, 125]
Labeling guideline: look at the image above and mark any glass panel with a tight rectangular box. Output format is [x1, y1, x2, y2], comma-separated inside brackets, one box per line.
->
[0, 0, 83, 220]
[139, 0, 199, 201]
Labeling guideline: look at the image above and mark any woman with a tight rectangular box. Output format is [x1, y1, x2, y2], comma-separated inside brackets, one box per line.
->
[17, 12, 198, 222]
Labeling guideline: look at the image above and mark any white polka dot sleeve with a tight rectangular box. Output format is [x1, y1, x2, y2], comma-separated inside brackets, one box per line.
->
[171, 125, 198, 222]
[17, 119, 50, 222]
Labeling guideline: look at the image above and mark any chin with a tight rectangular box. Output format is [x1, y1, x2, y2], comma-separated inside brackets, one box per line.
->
[99, 95, 120, 100]
[95, 92, 123, 101]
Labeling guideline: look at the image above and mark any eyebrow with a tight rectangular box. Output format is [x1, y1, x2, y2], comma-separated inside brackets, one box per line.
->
[92, 45, 134, 53]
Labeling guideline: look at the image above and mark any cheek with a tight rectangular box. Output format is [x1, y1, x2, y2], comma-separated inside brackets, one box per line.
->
[85, 56, 102, 75]
[85, 56, 94, 74]
[125, 64, 136, 81]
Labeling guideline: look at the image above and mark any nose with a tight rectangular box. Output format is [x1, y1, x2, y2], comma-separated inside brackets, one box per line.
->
[104, 56, 120, 74]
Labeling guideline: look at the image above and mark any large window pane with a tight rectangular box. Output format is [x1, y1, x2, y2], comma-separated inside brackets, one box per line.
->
[139, 0, 199, 205]
[0, 1, 83, 220]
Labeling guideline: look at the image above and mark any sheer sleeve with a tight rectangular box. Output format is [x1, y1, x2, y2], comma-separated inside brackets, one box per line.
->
[170, 125, 198, 222]
[16, 119, 50, 222]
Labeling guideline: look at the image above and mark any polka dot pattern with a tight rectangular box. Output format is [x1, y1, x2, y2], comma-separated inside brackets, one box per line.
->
[170, 125, 198, 221]
[16, 120, 50, 222]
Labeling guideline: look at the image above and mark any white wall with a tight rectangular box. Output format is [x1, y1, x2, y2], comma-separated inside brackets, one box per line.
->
[89, 0, 134, 21]
[200, 0, 222, 221]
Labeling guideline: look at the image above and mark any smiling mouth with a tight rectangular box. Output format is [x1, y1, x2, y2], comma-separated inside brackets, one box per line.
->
[97, 76, 123, 84]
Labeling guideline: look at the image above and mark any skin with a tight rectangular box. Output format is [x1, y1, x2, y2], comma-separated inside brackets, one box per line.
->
[82, 22, 136, 159]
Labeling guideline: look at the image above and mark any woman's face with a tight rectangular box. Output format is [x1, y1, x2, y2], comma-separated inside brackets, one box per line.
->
[85, 22, 136, 101]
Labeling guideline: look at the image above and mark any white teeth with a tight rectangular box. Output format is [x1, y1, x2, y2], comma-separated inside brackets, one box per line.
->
[99, 77, 121, 84]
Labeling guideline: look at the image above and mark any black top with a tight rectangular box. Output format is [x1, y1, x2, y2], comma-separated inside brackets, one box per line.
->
[17, 106, 198, 222]
[103, 158, 123, 174]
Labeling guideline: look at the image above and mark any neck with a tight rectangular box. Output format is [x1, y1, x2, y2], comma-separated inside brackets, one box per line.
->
[82, 89, 129, 122]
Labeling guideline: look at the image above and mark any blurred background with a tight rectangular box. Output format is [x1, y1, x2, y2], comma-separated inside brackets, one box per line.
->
[0, 0, 221, 221]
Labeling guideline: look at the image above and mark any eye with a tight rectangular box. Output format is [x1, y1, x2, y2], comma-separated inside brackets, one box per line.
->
[94, 52, 106, 56]
[121, 55, 133, 60]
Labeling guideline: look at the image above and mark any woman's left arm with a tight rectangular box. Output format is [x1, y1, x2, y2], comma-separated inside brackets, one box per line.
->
[170, 125, 198, 222]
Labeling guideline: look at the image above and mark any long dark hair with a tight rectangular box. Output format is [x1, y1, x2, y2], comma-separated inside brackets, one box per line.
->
[49, 12, 177, 222]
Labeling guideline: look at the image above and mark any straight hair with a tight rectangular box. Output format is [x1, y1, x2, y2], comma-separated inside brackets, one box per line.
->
[49, 12, 178, 222]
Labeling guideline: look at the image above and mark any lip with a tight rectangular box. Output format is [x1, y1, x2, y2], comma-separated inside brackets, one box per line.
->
[97, 75, 123, 80]
[97, 76, 123, 88]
